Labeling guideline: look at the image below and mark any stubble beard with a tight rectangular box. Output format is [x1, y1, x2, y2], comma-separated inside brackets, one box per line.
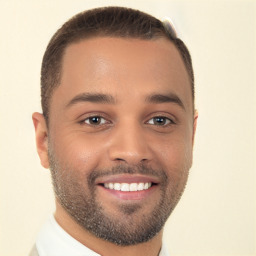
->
[48, 147, 190, 246]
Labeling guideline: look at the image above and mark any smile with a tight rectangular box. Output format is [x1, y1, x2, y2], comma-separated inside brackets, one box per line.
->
[104, 182, 152, 192]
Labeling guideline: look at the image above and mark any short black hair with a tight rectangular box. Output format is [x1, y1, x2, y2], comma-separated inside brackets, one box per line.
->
[41, 6, 194, 123]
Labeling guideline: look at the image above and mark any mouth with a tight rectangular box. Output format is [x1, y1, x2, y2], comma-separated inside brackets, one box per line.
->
[96, 175, 159, 200]
[103, 182, 153, 192]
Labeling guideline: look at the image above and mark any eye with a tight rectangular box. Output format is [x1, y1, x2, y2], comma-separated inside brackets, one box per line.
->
[84, 116, 107, 125]
[147, 116, 173, 126]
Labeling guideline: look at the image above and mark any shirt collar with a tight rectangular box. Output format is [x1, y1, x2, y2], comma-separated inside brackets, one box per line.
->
[36, 215, 169, 256]
[36, 215, 100, 256]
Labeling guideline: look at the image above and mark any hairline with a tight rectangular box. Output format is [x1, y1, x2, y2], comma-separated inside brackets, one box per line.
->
[45, 34, 194, 126]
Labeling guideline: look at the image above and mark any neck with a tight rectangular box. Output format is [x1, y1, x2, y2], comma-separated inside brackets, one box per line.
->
[55, 202, 164, 256]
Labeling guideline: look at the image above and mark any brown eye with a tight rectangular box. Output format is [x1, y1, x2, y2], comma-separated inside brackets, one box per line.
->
[148, 117, 172, 126]
[84, 116, 107, 125]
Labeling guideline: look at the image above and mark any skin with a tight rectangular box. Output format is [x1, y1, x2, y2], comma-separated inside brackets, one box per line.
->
[33, 37, 198, 256]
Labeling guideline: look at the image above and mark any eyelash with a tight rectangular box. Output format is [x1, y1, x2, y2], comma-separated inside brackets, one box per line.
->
[79, 114, 175, 127]
[83, 116, 109, 126]
[147, 116, 175, 126]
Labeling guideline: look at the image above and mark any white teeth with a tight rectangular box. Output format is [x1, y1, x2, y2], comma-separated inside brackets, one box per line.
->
[104, 182, 152, 192]
[121, 183, 129, 191]
[129, 183, 138, 192]
[137, 183, 144, 191]
[114, 183, 121, 191]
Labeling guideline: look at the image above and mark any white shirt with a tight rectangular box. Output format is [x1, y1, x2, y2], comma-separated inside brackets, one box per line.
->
[35, 215, 170, 256]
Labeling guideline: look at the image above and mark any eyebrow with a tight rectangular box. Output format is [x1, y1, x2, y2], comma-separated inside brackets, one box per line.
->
[66, 91, 185, 110]
[66, 92, 116, 108]
[145, 93, 185, 110]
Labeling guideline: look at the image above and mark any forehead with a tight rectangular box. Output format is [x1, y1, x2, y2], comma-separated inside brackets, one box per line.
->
[53, 37, 192, 111]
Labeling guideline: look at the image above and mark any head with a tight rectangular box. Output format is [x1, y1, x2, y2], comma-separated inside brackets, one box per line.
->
[41, 6, 194, 124]
[33, 6, 197, 247]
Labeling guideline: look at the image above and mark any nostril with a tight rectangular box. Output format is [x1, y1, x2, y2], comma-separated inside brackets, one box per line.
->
[116, 158, 125, 161]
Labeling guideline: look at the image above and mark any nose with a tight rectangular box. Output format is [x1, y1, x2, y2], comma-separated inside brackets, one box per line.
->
[108, 122, 152, 165]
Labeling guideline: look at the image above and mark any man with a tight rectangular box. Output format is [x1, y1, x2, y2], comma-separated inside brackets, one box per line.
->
[31, 6, 197, 256]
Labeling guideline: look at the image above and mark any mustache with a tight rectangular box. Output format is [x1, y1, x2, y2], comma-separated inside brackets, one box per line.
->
[87, 164, 168, 186]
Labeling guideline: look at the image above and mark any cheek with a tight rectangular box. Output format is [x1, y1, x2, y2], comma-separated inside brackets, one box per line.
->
[158, 138, 192, 195]
[152, 133, 193, 171]
[51, 131, 105, 172]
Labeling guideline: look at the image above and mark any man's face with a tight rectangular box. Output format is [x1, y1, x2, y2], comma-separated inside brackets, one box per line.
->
[45, 37, 196, 245]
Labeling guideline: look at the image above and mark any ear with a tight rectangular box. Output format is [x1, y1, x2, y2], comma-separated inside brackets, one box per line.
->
[32, 112, 49, 169]
[192, 110, 198, 146]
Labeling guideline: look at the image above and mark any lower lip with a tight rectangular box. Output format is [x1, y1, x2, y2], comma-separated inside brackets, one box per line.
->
[98, 185, 157, 200]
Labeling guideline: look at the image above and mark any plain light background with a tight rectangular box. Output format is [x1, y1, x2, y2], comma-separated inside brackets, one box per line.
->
[0, 0, 255, 255]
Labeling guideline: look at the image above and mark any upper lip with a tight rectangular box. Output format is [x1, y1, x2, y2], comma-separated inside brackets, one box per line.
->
[96, 174, 160, 185]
